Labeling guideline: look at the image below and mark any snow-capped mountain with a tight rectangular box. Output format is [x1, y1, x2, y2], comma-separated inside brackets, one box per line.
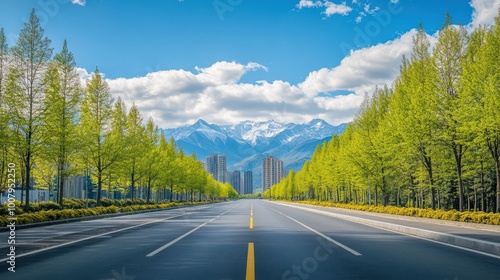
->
[162, 119, 347, 191]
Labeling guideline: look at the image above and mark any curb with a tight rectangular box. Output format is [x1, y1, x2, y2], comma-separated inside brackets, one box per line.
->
[272, 201, 500, 257]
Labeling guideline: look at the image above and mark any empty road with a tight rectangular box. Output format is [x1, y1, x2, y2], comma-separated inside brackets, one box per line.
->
[1, 200, 499, 279]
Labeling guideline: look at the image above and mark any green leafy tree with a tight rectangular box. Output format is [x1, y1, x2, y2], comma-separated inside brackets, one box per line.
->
[433, 13, 468, 211]
[158, 136, 181, 201]
[143, 118, 161, 203]
[0, 28, 10, 191]
[391, 26, 440, 209]
[123, 104, 146, 199]
[41, 40, 81, 206]
[7, 9, 53, 211]
[80, 68, 117, 206]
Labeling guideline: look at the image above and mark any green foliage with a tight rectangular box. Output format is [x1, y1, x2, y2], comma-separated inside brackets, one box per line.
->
[6, 9, 53, 211]
[0, 200, 220, 226]
[294, 201, 500, 225]
[268, 13, 500, 213]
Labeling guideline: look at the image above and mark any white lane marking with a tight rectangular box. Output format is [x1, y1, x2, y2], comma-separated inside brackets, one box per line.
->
[270, 201, 500, 260]
[146, 203, 241, 257]
[361, 221, 500, 260]
[0, 212, 190, 262]
[272, 208, 362, 256]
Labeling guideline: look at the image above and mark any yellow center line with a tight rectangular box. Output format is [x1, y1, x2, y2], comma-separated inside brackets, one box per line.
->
[246, 242, 255, 280]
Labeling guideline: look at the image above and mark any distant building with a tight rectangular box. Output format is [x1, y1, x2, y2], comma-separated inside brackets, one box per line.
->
[262, 156, 284, 191]
[229, 170, 241, 194]
[205, 154, 227, 183]
[244, 171, 253, 194]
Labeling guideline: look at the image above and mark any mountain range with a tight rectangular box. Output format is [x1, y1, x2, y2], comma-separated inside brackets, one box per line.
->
[162, 119, 347, 191]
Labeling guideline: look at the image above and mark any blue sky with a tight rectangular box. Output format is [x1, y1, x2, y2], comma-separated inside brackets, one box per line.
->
[1, 0, 499, 128]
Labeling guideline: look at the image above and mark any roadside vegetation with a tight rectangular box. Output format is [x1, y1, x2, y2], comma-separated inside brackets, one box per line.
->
[280, 200, 500, 225]
[265, 12, 500, 217]
[0, 10, 238, 212]
[0, 198, 223, 227]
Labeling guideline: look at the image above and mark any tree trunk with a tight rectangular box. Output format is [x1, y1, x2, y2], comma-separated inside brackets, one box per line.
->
[58, 164, 64, 207]
[146, 178, 152, 204]
[480, 160, 485, 212]
[453, 145, 465, 211]
[24, 143, 32, 212]
[496, 162, 500, 213]
[96, 171, 102, 206]
[169, 181, 174, 202]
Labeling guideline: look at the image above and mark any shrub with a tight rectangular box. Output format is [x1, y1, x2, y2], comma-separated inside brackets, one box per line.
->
[292, 200, 500, 225]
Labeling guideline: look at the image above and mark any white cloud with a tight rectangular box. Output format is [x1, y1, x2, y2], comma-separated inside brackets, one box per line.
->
[299, 29, 418, 96]
[195, 61, 267, 85]
[76, 59, 365, 127]
[74, 1, 495, 129]
[355, 4, 380, 23]
[75, 31, 432, 128]
[98, 61, 336, 127]
[390, 0, 399, 3]
[469, 0, 500, 28]
[75, 67, 92, 84]
[297, 0, 323, 9]
[363, 3, 380, 14]
[71, 0, 86, 6]
[296, 0, 353, 17]
[323, 1, 353, 16]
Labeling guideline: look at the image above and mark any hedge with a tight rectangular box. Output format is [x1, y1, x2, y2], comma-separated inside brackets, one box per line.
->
[291, 200, 500, 225]
[0, 200, 215, 227]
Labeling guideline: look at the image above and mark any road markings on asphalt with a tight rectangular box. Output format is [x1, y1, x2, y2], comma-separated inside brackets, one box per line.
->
[146, 203, 240, 257]
[250, 202, 254, 229]
[246, 242, 255, 280]
[271, 201, 500, 260]
[273, 209, 362, 256]
[0, 212, 190, 262]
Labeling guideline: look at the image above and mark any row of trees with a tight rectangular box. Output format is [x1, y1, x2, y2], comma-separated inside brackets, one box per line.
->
[266, 13, 500, 213]
[0, 10, 237, 211]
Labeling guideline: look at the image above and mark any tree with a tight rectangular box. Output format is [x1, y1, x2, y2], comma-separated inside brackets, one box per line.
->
[0, 28, 7, 96]
[482, 14, 500, 213]
[158, 136, 180, 202]
[433, 13, 468, 211]
[392, 26, 440, 209]
[143, 117, 161, 203]
[8, 9, 53, 211]
[41, 40, 81, 206]
[104, 97, 127, 197]
[123, 104, 146, 200]
[0, 28, 10, 192]
[80, 67, 117, 206]
[458, 14, 500, 212]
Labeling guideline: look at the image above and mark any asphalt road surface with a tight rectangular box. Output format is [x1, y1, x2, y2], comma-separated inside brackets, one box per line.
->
[1, 200, 499, 279]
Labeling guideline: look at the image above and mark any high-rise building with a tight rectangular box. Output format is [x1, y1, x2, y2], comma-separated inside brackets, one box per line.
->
[205, 154, 227, 183]
[229, 170, 241, 194]
[262, 156, 284, 191]
[244, 171, 253, 194]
